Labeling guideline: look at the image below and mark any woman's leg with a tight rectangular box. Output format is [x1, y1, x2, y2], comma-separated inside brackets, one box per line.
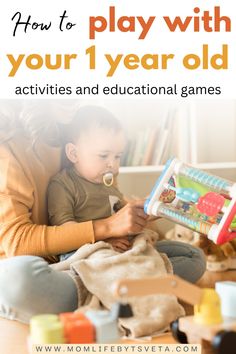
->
[0, 256, 78, 324]
[156, 240, 206, 283]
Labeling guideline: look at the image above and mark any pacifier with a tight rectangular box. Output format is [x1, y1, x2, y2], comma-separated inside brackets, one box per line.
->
[103, 172, 114, 187]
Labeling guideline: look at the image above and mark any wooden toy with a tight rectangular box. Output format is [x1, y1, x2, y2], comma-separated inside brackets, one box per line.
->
[115, 274, 236, 354]
[145, 157, 236, 245]
[29, 305, 123, 345]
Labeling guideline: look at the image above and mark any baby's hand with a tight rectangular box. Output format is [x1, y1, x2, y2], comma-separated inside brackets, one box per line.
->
[106, 237, 131, 253]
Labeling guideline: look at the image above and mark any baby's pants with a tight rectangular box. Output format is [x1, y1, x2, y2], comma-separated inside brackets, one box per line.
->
[0, 241, 206, 323]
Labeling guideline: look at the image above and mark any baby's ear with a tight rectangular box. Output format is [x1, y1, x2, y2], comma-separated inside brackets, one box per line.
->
[65, 143, 78, 163]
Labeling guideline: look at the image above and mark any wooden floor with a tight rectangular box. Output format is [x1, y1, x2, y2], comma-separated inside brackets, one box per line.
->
[1, 270, 236, 354]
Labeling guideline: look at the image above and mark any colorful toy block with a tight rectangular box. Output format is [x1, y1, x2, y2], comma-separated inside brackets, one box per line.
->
[29, 307, 120, 345]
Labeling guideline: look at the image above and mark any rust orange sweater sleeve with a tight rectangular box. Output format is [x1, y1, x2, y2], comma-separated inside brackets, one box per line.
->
[0, 142, 95, 258]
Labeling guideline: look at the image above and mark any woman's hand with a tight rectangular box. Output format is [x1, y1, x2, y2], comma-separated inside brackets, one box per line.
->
[93, 200, 149, 240]
[105, 236, 131, 252]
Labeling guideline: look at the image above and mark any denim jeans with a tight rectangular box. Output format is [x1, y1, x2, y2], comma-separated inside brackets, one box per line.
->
[0, 241, 206, 323]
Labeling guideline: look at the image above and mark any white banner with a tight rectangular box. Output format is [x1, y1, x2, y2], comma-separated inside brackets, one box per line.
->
[31, 344, 201, 354]
[0, 0, 235, 98]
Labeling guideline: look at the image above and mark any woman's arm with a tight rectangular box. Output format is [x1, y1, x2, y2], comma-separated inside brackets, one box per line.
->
[0, 206, 95, 258]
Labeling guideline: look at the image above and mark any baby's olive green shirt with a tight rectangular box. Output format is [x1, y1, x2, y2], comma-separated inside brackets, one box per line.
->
[48, 167, 124, 226]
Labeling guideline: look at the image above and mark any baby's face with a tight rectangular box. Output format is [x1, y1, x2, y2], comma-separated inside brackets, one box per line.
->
[71, 128, 126, 184]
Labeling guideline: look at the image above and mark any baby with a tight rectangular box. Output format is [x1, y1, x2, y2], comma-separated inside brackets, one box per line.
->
[47, 105, 132, 263]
